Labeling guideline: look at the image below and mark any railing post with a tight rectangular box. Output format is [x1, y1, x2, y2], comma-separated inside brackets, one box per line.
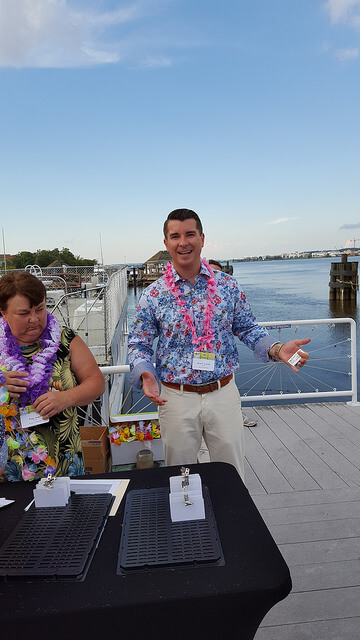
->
[348, 318, 360, 405]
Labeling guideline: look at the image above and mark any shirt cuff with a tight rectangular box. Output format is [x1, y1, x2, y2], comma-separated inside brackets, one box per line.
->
[130, 361, 159, 389]
[254, 336, 280, 362]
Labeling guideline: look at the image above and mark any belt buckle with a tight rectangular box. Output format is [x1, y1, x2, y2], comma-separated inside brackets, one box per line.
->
[197, 386, 207, 394]
[196, 383, 210, 394]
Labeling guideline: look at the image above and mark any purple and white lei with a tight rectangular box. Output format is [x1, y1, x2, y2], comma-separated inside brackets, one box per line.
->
[0, 313, 61, 407]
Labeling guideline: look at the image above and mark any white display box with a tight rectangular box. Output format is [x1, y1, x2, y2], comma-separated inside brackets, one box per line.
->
[111, 438, 164, 465]
[169, 473, 202, 494]
[33, 476, 71, 508]
[169, 490, 205, 522]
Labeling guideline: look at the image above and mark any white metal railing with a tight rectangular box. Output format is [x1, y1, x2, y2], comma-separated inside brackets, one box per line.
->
[240, 318, 358, 405]
[96, 318, 359, 418]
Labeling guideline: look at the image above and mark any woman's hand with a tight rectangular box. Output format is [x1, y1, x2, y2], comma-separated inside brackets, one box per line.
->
[1, 371, 30, 399]
[31, 336, 105, 419]
[32, 390, 70, 419]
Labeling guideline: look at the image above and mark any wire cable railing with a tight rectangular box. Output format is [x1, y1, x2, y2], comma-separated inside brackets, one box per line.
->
[88, 318, 358, 430]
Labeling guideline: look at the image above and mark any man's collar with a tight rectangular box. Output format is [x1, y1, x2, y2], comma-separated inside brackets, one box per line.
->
[171, 259, 210, 283]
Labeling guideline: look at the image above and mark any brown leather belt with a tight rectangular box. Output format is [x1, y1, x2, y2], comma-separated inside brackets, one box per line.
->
[161, 374, 233, 395]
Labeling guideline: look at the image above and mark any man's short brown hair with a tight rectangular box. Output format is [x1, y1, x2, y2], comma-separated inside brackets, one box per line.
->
[163, 209, 203, 238]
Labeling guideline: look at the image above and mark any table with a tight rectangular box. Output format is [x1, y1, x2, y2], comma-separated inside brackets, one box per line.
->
[0, 462, 291, 640]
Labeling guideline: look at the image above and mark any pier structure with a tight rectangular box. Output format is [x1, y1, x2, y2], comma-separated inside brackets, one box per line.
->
[128, 250, 171, 287]
[329, 254, 358, 301]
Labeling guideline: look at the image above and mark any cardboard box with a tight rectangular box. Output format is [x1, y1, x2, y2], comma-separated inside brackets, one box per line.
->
[80, 426, 110, 475]
[83, 452, 112, 475]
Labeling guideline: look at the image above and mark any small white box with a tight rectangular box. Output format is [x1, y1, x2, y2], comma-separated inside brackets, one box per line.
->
[169, 473, 202, 494]
[33, 476, 71, 508]
[169, 472, 205, 522]
[169, 491, 205, 522]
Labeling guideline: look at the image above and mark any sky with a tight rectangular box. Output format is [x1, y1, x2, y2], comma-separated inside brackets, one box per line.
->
[1, 0, 360, 264]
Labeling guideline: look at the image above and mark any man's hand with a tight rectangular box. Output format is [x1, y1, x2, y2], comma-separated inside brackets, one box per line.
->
[142, 371, 167, 406]
[270, 338, 311, 372]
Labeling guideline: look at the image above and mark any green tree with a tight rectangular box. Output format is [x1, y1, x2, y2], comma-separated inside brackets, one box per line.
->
[59, 248, 77, 266]
[10, 247, 97, 268]
[34, 249, 60, 267]
[12, 251, 35, 269]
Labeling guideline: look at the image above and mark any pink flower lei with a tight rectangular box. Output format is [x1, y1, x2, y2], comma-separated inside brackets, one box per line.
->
[163, 259, 217, 351]
[0, 313, 61, 407]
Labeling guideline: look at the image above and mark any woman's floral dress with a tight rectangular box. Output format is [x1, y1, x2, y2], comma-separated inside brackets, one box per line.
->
[1, 327, 85, 482]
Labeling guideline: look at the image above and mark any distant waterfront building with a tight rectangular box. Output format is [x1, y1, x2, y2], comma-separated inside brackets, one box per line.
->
[138, 250, 171, 284]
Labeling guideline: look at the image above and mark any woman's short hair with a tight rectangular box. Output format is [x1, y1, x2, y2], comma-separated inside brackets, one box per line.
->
[0, 271, 46, 311]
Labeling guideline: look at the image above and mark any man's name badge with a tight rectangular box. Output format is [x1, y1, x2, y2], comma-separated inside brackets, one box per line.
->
[20, 406, 49, 429]
[192, 351, 215, 372]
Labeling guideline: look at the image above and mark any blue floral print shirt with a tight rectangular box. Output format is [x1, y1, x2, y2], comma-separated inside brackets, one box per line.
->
[128, 262, 277, 388]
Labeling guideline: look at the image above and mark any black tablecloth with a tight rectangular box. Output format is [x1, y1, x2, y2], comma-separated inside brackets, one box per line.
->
[0, 462, 291, 640]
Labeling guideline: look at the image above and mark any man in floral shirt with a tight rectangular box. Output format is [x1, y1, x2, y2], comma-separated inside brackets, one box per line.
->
[128, 209, 310, 478]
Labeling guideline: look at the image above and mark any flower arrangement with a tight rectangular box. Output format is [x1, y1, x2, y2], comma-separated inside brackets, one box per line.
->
[109, 420, 161, 446]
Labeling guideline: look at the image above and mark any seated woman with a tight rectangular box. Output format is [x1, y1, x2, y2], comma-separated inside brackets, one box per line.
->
[0, 271, 105, 481]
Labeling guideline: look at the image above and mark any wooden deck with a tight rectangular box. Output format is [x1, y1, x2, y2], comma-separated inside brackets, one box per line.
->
[241, 402, 360, 640]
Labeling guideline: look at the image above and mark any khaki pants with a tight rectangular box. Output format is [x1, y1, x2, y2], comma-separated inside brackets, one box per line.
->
[159, 377, 245, 479]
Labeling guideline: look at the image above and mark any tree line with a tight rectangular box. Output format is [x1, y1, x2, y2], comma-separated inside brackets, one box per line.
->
[6, 248, 97, 269]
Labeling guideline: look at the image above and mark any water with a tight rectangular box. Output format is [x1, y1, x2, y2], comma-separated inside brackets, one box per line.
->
[126, 258, 360, 402]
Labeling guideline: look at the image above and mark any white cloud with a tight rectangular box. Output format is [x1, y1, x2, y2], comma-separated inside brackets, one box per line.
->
[266, 217, 299, 225]
[340, 222, 360, 228]
[335, 46, 359, 58]
[0, 0, 164, 68]
[325, 0, 360, 27]
[140, 55, 172, 68]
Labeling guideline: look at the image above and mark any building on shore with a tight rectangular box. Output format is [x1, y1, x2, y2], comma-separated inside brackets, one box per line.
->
[128, 250, 171, 286]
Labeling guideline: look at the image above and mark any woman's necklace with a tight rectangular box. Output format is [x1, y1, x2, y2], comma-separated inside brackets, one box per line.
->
[0, 313, 61, 407]
[163, 259, 217, 351]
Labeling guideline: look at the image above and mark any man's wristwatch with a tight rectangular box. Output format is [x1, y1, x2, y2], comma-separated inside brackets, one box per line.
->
[273, 342, 284, 360]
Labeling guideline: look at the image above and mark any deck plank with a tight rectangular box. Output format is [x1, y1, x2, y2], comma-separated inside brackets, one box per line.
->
[289, 559, 360, 591]
[254, 617, 360, 640]
[266, 517, 360, 544]
[257, 586, 360, 626]
[244, 402, 360, 639]
[299, 403, 360, 470]
[253, 486, 359, 509]
[253, 405, 349, 489]
[247, 413, 320, 492]
[267, 404, 358, 488]
[245, 427, 294, 493]
[289, 406, 360, 486]
[244, 458, 267, 495]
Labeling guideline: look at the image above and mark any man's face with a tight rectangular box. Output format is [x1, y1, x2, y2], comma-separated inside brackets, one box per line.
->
[164, 218, 204, 274]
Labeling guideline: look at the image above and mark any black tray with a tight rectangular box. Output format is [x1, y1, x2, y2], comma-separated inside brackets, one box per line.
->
[118, 486, 224, 573]
[0, 493, 113, 582]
